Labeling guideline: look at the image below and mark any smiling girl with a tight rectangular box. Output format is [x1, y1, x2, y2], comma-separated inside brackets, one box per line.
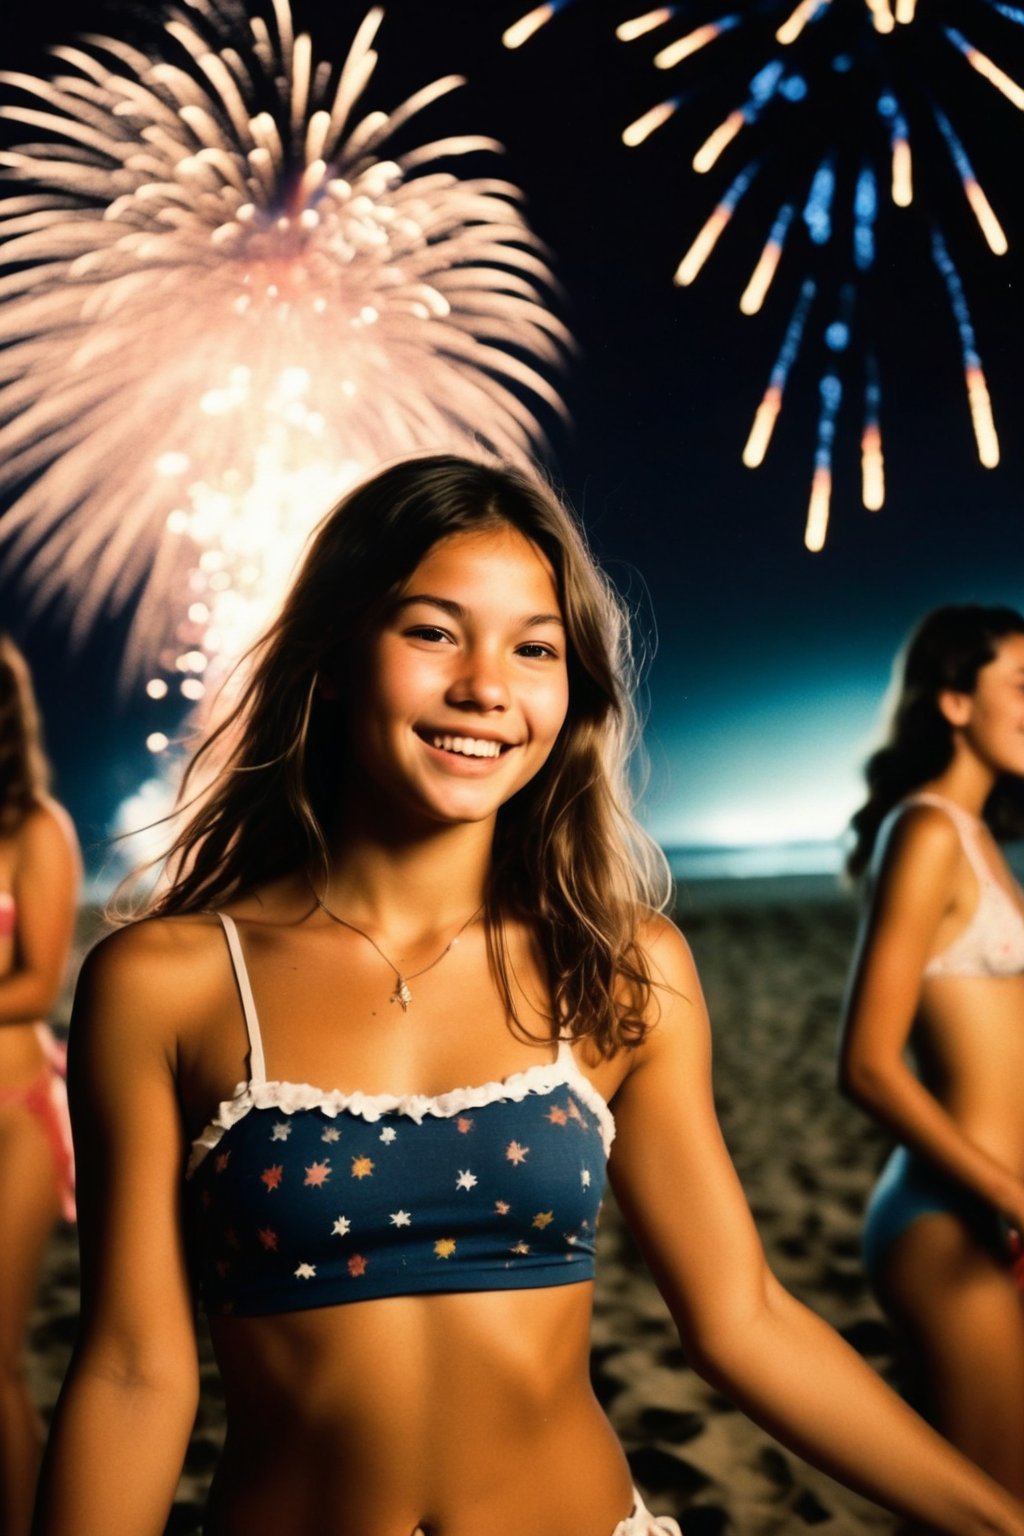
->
[34, 466, 1024, 1536]
[841, 605, 1024, 1497]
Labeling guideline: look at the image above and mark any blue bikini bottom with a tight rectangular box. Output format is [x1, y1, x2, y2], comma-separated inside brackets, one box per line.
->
[863, 1145, 1006, 1286]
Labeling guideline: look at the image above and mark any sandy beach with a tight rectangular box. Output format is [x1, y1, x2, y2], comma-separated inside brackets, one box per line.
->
[29, 889, 902, 1534]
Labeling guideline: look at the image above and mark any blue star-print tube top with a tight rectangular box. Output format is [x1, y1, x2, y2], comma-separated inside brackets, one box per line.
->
[185, 915, 615, 1316]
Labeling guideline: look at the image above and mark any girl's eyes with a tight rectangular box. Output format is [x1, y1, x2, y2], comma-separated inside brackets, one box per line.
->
[516, 642, 559, 659]
[405, 625, 453, 644]
[403, 627, 559, 659]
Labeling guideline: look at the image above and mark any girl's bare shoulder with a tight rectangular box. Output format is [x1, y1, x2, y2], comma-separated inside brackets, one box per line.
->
[76, 912, 230, 1032]
[14, 795, 81, 862]
[873, 800, 963, 886]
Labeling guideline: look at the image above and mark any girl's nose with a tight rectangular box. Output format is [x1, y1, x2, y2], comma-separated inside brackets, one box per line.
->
[447, 650, 510, 711]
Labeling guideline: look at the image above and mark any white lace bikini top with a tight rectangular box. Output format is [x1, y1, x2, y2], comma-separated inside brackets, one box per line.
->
[899, 793, 1024, 979]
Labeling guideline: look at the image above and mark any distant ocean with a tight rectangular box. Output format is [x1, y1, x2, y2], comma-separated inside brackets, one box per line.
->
[668, 836, 1024, 911]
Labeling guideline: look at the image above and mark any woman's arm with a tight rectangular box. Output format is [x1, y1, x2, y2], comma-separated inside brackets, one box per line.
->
[609, 917, 1024, 1536]
[0, 801, 81, 1024]
[33, 924, 202, 1536]
[838, 806, 1024, 1230]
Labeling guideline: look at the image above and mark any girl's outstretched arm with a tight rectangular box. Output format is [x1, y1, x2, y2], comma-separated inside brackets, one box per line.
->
[33, 923, 202, 1536]
[609, 915, 1024, 1536]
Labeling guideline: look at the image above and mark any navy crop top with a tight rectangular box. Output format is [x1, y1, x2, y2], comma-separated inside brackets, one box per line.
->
[185, 914, 615, 1316]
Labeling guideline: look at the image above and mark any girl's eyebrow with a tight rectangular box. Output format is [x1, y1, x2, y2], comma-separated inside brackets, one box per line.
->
[394, 593, 564, 628]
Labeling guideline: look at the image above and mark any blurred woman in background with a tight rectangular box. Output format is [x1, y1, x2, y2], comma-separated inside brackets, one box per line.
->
[0, 633, 80, 1536]
[841, 603, 1024, 1496]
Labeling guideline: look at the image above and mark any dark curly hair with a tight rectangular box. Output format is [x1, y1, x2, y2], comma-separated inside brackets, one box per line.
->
[847, 603, 1024, 879]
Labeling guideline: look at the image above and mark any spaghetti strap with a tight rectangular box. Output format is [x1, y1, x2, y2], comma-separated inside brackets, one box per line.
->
[217, 913, 267, 1086]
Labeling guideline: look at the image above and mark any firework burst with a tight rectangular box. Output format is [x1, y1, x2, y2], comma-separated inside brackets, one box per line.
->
[0, 1, 570, 697]
[505, 0, 1020, 548]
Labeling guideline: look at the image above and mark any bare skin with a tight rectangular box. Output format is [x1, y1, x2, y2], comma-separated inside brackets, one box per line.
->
[0, 799, 80, 1536]
[34, 536, 1024, 1536]
[841, 635, 1024, 1497]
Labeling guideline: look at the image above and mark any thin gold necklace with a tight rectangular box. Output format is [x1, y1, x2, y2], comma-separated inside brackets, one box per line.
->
[309, 878, 484, 1011]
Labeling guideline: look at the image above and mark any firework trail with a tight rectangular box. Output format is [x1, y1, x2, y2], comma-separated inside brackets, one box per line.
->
[0, 1, 570, 711]
[504, 0, 1020, 547]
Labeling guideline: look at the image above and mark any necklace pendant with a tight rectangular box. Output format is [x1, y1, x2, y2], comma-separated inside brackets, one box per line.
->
[391, 977, 413, 1010]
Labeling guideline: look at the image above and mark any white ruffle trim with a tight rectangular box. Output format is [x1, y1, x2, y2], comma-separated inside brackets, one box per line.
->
[187, 1056, 615, 1176]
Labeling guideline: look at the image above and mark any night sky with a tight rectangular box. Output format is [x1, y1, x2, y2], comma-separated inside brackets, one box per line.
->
[2, 0, 1022, 877]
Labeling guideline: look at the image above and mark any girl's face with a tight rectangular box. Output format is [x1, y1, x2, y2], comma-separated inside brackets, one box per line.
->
[347, 524, 570, 831]
[947, 633, 1024, 778]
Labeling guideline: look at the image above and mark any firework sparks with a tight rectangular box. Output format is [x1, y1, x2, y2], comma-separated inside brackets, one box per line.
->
[615, 0, 1017, 544]
[505, 0, 1017, 546]
[0, 2, 570, 692]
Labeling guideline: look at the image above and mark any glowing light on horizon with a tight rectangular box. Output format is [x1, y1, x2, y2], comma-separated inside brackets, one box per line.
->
[0, 3, 570, 694]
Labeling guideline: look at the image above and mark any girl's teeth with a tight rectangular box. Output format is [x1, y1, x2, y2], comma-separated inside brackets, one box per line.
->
[431, 734, 501, 758]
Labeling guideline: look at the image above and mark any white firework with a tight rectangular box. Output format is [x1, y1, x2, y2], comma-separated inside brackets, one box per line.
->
[0, 1, 570, 689]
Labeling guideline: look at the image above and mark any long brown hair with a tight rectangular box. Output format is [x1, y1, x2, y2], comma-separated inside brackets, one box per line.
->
[0, 633, 52, 836]
[847, 603, 1024, 880]
[143, 454, 672, 1053]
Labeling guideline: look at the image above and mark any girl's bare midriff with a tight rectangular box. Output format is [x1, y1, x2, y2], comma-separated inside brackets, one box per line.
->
[204, 1285, 634, 1536]
[917, 973, 1024, 1177]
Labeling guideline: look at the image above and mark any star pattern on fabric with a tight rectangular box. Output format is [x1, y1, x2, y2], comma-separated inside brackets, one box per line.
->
[193, 1071, 610, 1312]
